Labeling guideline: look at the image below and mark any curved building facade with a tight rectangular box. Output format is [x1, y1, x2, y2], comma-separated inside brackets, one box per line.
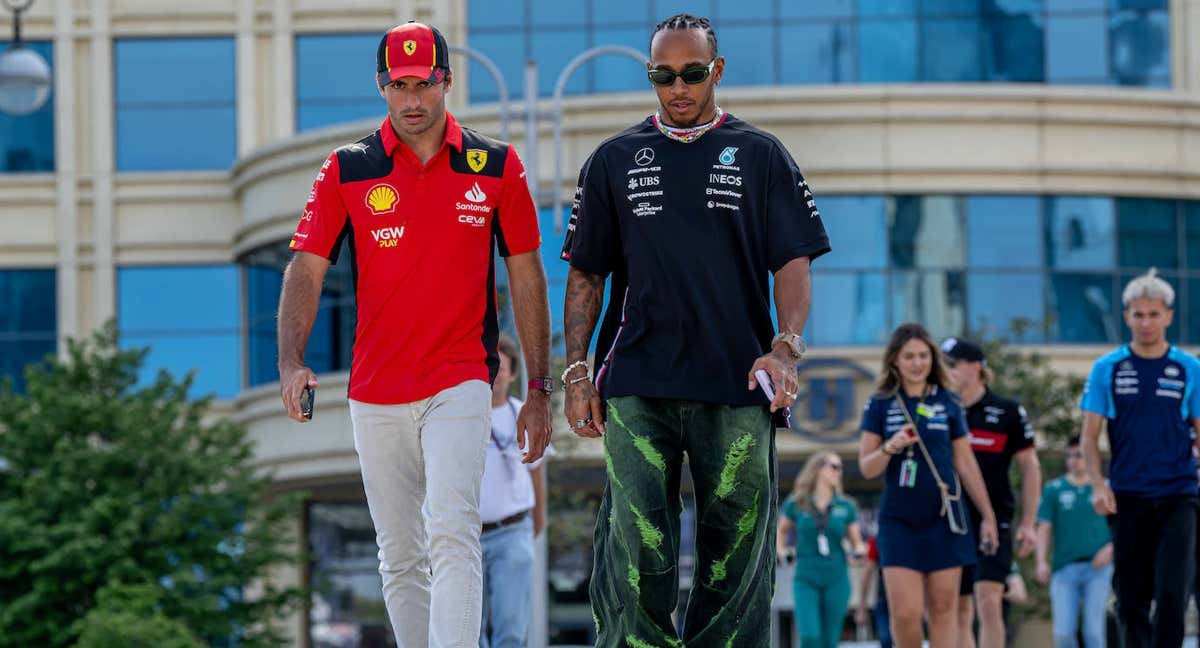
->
[3, 0, 1200, 644]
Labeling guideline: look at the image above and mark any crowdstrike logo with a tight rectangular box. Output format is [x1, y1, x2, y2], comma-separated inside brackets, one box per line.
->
[465, 182, 487, 203]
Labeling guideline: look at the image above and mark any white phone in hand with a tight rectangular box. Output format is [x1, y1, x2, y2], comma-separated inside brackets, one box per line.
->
[755, 369, 775, 401]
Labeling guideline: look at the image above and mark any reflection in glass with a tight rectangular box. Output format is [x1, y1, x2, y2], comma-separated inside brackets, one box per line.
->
[115, 38, 236, 171]
[890, 196, 966, 268]
[1110, 9, 1170, 86]
[117, 266, 241, 398]
[968, 272, 1045, 341]
[308, 503, 395, 647]
[243, 240, 356, 387]
[0, 269, 56, 393]
[1049, 273, 1117, 342]
[1116, 198, 1177, 269]
[922, 18, 983, 81]
[981, 12, 1044, 82]
[0, 41, 54, 172]
[812, 272, 888, 345]
[967, 196, 1041, 268]
[891, 271, 966, 340]
[1045, 196, 1114, 269]
[817, 196, 887, 269]
[780, 22, 854, 84]
[859, 19, 918, 81]
[296, 34, 381, 132]
[1045, 14, 1108, 83]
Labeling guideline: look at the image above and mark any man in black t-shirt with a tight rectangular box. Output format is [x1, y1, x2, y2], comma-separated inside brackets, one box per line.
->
[559, 13, 829, 647]
[943, 338, 1041, 648]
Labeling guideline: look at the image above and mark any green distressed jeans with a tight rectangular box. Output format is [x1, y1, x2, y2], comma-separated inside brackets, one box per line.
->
[589, 396, 777, 648]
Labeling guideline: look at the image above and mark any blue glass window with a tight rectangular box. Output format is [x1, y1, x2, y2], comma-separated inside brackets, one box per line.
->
[818, 196, 887, 269]
[967, 196, 1041, 268]
[1186, 201, 1200, 271]
[1116, 198, 1177, 269]
[593, 0, 651, 25]
[923, 0, 982, 16]
[0, 269, 55, 393]
[718, 25, 777, 85]
[890, 196, 967, 268]
[589, 28, 652, 93]
[781, 0, 853, 19]
[780, 22, 855, 84]
[1110, 9, 1170, 87]
[1045, 14, 1108, 83]
[531, 30, 590, 96]
[981, 12, 1045, 82]
[466, 31, 525, 103]
[115, 38, 236, 171]
[0, 41, 54, 172]
[1048, 273, 1117, 342]
[532, 0, 587, 26]
[1045, 196, 1114, 269]
[468, 0, 525, 29]
[891, 270, 967, 340]
[656, 0, 713, 18]
[811, 272, 889, 345]
[922, 17, 984, 81]
[722, 0, 779, 20]
[858, 19, 918, 82]
[859, 0, 918, 16]
[296, 34, 381, 132]
[243, 240, 356, 387]
[1186, 278, 1200, 345]
[117, 265, 241, 399]
[968, 272, 1045, 340]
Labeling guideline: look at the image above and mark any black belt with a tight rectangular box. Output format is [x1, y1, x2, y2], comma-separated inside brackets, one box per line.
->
[482, 510, 529, 533]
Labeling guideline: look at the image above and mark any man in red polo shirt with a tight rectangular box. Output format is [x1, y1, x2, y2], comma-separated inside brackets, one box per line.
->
[276, 21, 552, 648]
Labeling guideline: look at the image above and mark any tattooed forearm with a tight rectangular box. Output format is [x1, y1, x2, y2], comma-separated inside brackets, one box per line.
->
[564, 267, 606, 362]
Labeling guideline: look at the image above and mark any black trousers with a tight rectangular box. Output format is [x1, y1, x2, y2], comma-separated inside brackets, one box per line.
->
[1111, 494, 1198, 648]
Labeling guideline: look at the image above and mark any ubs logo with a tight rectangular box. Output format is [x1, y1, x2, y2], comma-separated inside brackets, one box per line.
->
[786, 358, 875, 442]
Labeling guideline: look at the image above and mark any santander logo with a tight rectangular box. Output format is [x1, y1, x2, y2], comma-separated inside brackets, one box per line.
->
[465, 182, 487, 203]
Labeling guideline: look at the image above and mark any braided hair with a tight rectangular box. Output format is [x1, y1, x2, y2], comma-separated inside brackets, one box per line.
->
[651, 13, 718, 57]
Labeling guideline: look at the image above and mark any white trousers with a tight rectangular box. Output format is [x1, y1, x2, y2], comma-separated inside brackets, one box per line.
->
[348, 379, 491, 648]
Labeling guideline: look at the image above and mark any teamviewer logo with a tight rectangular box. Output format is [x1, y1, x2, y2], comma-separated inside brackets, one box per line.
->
[465, 182, 487, 203]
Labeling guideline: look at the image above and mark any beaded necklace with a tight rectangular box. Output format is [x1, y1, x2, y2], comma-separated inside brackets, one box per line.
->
[653, 106, 726, 143]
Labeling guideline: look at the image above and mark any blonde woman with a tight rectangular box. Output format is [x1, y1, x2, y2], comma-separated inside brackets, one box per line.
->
[777, 451, 868, 648]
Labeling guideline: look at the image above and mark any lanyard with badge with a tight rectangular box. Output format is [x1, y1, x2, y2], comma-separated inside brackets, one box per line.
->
[490, 401, 521, 476]
[813, 500, 832, 557]
[893, 392, 969, 536]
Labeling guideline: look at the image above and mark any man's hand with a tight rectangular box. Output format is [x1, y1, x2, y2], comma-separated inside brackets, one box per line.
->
[747, 348, 799, 413]
[854, 606, 870, 626]
[1091, 543, 1113, 570]
[978, 516, 1000, 556]
[1015, 522, 1037, 558]
[564, 375, 605, 438]
[1091, 482, 1117, 516]
[1035, 560, 1051, 585]
[517, 391, 553, 463]
[279, 364, 318, 422]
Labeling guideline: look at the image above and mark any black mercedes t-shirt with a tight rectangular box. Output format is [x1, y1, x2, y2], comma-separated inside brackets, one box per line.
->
[560, 114, 830, 406]
[965, 390, 1036, 523]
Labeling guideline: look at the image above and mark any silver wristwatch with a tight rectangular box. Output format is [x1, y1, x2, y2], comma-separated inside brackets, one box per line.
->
[771, 332, 807, 360]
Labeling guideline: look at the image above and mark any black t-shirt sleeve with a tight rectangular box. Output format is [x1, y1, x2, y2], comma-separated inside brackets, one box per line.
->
[1009, 402, 1036, 454]
[860, 397, 884, 436]
[560, 151, 618, 277]
[765, 143, 831, 273]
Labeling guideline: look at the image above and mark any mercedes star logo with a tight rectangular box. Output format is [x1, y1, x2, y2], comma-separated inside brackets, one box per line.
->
[634, 147, 655, 166]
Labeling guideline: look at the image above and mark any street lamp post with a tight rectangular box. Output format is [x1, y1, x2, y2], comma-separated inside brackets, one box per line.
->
[0, 0, 51, 115]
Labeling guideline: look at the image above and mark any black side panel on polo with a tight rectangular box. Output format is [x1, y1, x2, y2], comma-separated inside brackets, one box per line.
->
[336, 131, 393, 183]
[450, 128, 508, 178]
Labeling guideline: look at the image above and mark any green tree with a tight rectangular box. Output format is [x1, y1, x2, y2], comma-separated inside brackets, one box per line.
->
[0, 324, 302, 648]
[75, 583, 205, 648]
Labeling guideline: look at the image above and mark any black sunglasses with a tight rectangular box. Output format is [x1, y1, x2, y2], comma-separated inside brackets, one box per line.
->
[647, 60, 715, 87]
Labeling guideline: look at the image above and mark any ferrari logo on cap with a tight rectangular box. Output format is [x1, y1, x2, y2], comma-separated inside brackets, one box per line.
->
[466, 149, 488, 173]
[403, 40, 417, 56]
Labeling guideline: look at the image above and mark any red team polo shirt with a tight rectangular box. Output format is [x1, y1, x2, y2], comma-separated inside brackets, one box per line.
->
[290, 112, 540, 404]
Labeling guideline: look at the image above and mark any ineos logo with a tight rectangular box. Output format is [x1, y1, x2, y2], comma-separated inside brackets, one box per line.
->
[634, 148, 655, 166]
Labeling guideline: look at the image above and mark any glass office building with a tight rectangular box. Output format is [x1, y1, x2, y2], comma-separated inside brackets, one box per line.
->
[2, 0, 1196, 643]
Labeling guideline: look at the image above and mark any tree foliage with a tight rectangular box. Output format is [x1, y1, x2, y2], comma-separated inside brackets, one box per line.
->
[0, 324, 301, 647]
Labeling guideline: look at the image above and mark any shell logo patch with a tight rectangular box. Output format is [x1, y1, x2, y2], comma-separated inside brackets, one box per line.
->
[366, 184, 399, 215]
[403, 40, 417, 56]
[466, 149, 488, 173]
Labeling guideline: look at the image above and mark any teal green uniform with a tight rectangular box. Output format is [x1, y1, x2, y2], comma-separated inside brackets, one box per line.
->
[783, 496, 858, 648]
[1037, 477, 1112, 572]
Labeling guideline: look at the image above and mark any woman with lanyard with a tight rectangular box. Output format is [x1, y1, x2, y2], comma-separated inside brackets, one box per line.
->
[778, 451, 868, 648]
[858, 323, 999, 648]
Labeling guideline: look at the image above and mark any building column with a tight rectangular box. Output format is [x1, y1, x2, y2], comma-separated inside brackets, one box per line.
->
[53, 0, 77, 350]
[236, 0, 257, 156]
[272, 0, 294, 140]
[90, 0, 114, 327]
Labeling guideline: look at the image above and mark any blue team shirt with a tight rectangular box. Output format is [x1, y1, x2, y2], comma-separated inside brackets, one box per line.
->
[860, 385, 968, 522]
[1080, 345, 1200, 498]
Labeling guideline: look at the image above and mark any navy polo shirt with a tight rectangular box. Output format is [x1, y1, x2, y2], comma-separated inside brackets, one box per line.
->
[560, 114, 830, 406]
[1080, 345, 1200, 498]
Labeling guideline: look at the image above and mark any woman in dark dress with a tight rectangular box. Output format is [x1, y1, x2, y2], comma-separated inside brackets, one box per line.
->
[857, 323, 998, 648]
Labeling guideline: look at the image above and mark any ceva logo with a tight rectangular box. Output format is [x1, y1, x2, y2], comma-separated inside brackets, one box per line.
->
[371, 225, 404, 248]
